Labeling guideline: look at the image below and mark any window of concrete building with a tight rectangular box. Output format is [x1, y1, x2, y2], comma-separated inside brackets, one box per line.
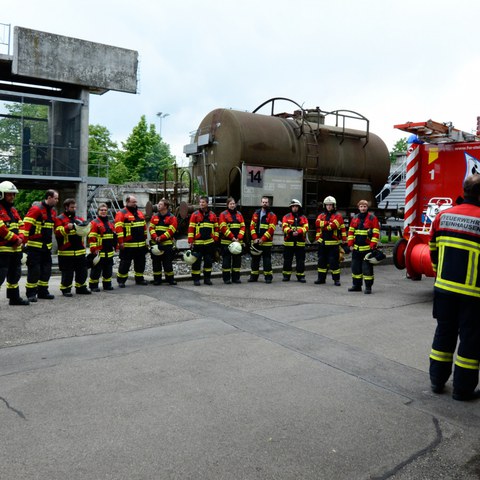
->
[0, 93, 81, 178]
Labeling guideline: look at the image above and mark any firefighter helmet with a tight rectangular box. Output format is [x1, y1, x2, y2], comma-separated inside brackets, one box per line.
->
[151, 244, 164, 256]
[183, 250, 199, 265]
[92, 252, 101, 266]
[289, 198, 302, 207]
[228, 241, 242, 255]
[364, 249, 386, 264]
[323, 196, 336, 206]
[74, 220, 91, 236]
[86, 251, 100, 268]
[250, 244, 262, 256]
[0, 180, 18, 200]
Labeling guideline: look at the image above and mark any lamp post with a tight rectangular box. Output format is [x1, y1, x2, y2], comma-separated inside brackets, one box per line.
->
[156, 112, 170, 137]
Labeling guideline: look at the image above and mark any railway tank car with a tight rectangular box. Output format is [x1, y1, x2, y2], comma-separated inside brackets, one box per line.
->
[183, 97, 390, 220]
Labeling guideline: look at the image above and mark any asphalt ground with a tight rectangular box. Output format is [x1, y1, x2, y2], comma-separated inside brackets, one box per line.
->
[1, 260, 480, 480]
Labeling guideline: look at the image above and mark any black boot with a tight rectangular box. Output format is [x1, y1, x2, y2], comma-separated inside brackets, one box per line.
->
[76, 286, 92, 295]
[314, 274, 326, 285]
[9, 297, 30, 306]
[38, 288, 55, 299]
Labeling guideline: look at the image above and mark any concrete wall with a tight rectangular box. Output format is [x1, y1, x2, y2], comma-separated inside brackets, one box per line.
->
[12, 27, 138, 94]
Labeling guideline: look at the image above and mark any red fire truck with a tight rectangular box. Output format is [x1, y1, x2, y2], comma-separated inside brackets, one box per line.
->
[393, 119, 480, 279]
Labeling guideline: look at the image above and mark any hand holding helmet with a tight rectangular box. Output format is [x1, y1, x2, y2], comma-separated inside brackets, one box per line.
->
[228, 241, 242, 255]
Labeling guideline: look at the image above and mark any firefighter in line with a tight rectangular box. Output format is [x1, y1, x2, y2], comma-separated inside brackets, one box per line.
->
[114, 195, 148, 288]
[347, 199, 380, 294]
[187, 195, 219, 286]
[88, 203, 117, 292]
[429, 173, 480, 401]
[281, 199, 308, 283]
[0, 181, 29, 306]
[22, 189, 59, 301]
[219, 197, 245, 284]
[149, 198, 178, 286]
[55, 198, 91, 297]
[314, 196, 348, 286]
[248, 196, 277, 284]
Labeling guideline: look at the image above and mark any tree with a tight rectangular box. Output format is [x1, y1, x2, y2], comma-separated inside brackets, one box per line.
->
[390, 137, 408, 164]
[14, 189, 44, 218]
[0, 102, 48, 174]
[121, 115, 176, 182]
[88, 124, 120, 178]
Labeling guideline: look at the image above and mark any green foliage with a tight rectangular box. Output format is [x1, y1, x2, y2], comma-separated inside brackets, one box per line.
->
[380, 235, 400, 244]
[88, 124, 119, 178]
[389, 137, 408, 164]
[119, 115, 176, 182]
[0, 102, 48, 174]
[14, 189, 44, 217]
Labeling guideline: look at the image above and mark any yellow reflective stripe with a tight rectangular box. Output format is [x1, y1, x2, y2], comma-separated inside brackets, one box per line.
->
[0, 246, 22, 252]
[429, 349, 453, 362]
[27, 241, 53, 249]
[124, 241, 146, 248]
[455, 355, 480, 370]
[58, 249, 86, 256]
[192, 239, 215, 245]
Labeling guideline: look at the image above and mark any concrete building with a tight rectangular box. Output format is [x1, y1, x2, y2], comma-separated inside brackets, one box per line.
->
[0, 25, 138, 217]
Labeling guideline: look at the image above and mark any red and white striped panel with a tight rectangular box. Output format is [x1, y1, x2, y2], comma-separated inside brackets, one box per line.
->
[404, 143, 420, 232]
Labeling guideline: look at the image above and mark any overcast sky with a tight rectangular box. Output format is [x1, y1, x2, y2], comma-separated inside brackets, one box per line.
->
[3, 0, 480, 164]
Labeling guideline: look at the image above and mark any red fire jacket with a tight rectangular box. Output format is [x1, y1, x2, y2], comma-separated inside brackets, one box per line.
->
[219, 209, 246, 246]
[149, 212, 178, 246]
[188, 209, 219, 246]
[315, 211, 347, 246]
[21, 201, 57, 250]
[282, 212, 309, 247]
[250, 209, 277, 247]
[347, 212, 380, 252]
[0, 202, 24, 253]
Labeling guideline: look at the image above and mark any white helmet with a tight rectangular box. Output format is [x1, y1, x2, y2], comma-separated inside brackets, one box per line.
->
[289, 198, 302, 207]
[74, 221, 91, 236]
[364, 249, 386, 265]
[323, 196, 336, 206]
[250, 245, 262, 256]
[0, 181, 18, 200]
[151, 245, 164, 256]
[228, 241, 242, 255]
[92, 252, 101, 266]
[183, 250, 199, 265]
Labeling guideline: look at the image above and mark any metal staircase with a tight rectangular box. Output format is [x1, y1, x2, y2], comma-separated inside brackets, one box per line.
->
[87, 185, 122, 221]
[377, 158, 407, 210]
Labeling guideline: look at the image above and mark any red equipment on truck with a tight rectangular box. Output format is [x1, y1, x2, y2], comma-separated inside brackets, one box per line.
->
[393, 119, 480, 280]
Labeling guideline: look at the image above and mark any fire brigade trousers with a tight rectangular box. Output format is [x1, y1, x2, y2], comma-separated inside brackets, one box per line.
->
[191, 244, 215, 280]
[250, 246, 272, 280]
[221, 245, 242, 282]
[0, 252, 22, 300]
[430, 290, 480, 395]
[151, 246, 175, 282]
[317, 244, 340, 281]
[283, 245, 306, 279]
[25, 247, 52, 297]
[351, 250, 373, 288]
[117, 247, 147, 284]
[58, 255, 88, 292]
[89, 257, 114, 288]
